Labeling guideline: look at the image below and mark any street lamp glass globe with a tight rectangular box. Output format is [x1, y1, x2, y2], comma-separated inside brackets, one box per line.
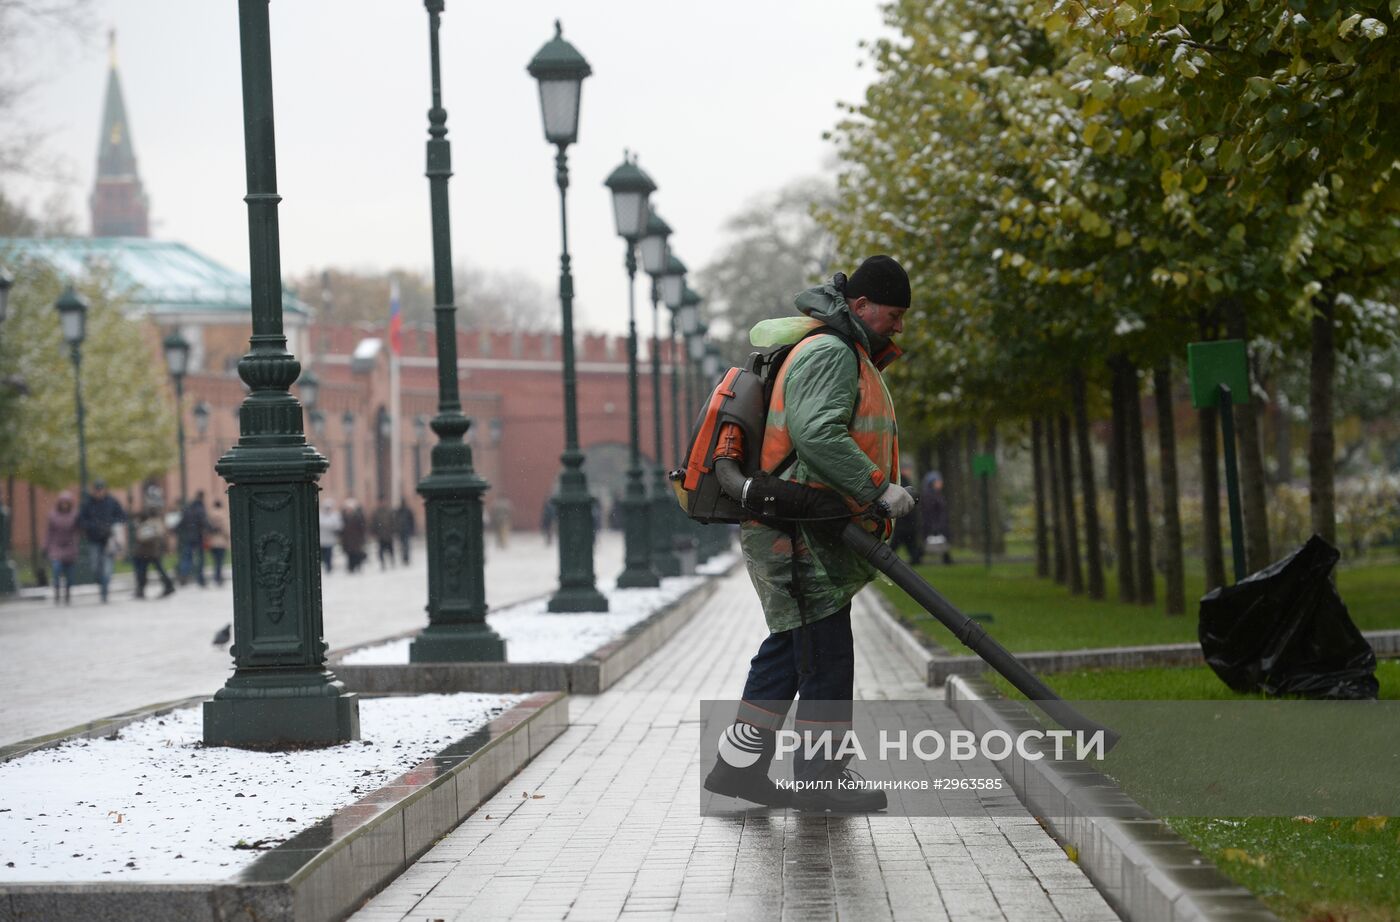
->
[310, 409, 326, 439]
[162, 330, 191, 378]
[526, 21, 591, 146]
[193, 401, 211, 438]
[0, 267, 12, 324]
[660, 253, 686, 310]
[414, 415, 428, 440]
[604, 155, 655, 240]
[678, 303, 699, 337]
[342, 410, 355, 433]
[638, 209, 670, 276]
[702, 352, 720, 380]
[687, 333, 706, 362]
[378, 409, 392, 439]
[54, 286, 88, 347]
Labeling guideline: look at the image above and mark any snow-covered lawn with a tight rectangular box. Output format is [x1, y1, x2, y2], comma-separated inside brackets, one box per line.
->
[0, 693, 521, 882]
[341, 561, 735, 666]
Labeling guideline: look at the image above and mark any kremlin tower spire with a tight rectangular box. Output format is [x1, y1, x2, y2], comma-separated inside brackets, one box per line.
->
[89, 30, 150, 237]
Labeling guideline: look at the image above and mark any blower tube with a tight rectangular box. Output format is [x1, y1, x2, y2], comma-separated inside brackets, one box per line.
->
[714, 458, 1120, 751]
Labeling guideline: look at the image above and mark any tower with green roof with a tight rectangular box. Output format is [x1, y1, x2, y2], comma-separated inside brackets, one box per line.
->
[89, 31, 149, 238]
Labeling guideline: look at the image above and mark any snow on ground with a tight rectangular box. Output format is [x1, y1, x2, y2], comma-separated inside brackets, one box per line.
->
[341, 565, 732, 665]
[0, 692, 521, 882]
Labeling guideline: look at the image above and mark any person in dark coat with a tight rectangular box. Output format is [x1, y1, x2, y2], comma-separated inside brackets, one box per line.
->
[132, 506, 176, 599]
[43, 491, 81, 605]
[77, 479, 126, 602]
[372, 502, 396, 570]
[176, 491, 208, 587]
[395, 499, 416, 564]
[889, 467, 923, 565]
[919, 471, 954, 565]
[340, 499, 368, 573]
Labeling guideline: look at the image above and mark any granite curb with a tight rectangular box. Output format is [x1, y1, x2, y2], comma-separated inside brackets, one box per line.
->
[328, 569, 727, 696]
[0, 691, 570, 922]
[863, 584, 1400, 686]
[944, 675, 1279, 922]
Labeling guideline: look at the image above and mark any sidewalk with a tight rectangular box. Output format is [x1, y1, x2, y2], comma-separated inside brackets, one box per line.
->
[351, 569, 1120, 921]
[0, 532, 623, 747]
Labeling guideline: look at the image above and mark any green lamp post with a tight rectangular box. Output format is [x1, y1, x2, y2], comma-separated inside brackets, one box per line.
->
[411, 0, 504, 661]
[641, 216, 681, 576]
[676, 284, 702, 454]
[701, 343, 727, 558]
[0, 267, 17, 596]
[342, 409, 356, 498]
[604, 154, 661, 589]
[54, 287, 90, 498]
[529, 21, 607, 611]
[204, 0, 359, 748]
[162, 330, 191, 505]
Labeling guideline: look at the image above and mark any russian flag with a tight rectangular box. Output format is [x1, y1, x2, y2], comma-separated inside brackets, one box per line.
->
[388, 277, 403, 356]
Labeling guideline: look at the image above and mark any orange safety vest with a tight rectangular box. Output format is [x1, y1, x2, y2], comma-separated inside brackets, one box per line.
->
[759, 333, 900, 506]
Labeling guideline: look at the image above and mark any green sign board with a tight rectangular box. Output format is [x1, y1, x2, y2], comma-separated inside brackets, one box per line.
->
[972, 453, 997, 477]
[1187, 339, 1250, 409]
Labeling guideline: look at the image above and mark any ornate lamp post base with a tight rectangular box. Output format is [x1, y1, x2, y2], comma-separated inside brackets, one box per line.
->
[649, 487, 682, 577]
[411, 623, 505, 662]
[204, 667, 359, 748]
[618, 474, 659, 589]
[410, 445, 506, 662]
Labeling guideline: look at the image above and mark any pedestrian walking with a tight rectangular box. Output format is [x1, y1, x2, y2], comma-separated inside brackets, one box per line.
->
[395, 499, 415, 565]
[490, 496, 513, 549]
[540, 498, 555, 546]
[340, 498, 368, 573]
[372, 502, 396, 569]
[77, 478, 126, 603]
[131, 506, 176, 599]
[889, 466, 924, 565]
[205, 499, 229, 586]
[703, 256, 914, 813]
[318, 498, 342, 573]
[43, 491, 80, 605]
[919, 470, 954, 565]
[175, 491, 208, 587]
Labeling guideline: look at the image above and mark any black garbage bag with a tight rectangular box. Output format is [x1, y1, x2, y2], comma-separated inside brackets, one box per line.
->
[1199, 535, 1378, 700]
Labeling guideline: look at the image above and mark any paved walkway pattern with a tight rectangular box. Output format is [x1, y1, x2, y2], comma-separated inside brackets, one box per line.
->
[352, 569, 1120, 921]
[0, 533, 623, 746]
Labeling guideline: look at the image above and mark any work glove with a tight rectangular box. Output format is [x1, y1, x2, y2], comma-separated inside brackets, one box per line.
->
[874, 482, 915, 519]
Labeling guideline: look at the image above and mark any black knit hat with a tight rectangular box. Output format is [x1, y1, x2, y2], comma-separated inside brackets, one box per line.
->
[837, 255, 910, 309]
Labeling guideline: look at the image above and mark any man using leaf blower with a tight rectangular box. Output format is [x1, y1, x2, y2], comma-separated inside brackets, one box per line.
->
[702, 255, 916, 812]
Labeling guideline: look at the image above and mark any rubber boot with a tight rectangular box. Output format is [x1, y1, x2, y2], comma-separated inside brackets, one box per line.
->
[703, 722, 791, 808]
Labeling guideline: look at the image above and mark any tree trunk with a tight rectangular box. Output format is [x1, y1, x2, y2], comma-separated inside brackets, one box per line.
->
[1125, 360, 1156, 605]
[1110, 358, 1136, 603]
[1272, 401, 1293, 485]
[1224, 301, 1272, 570]
[1308, 294, 1338, 546]
[1071, 370, 1105, 599]
[963, 425, 981, 551]
[1153, 362, 1186, 616]
[1058, 412, 1084, 594]
[1046, 412, 1066, 584]
[985, 425, 1004, 554]
[1200, 404, 1226, 593]
[1032, 417, 1049, 578]
[936, 432, 955, 546]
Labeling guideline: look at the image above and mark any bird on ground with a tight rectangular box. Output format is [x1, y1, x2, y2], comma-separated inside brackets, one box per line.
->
[212, 624, 231, 646]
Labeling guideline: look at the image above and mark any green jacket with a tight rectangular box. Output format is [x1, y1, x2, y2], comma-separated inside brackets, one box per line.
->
[740, 284, 901, 633]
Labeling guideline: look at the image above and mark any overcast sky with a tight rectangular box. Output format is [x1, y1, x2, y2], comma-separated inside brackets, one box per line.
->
[8, 1, 888, 335]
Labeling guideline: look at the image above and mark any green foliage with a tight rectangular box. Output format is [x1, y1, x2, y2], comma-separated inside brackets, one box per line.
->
[825, 0, 1400, 431]
[0, 257, 177, 490]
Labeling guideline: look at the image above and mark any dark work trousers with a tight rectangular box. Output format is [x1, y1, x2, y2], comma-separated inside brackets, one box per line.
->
[377, 539, 395, 569]
[739, 603, 854, 782]
[134, 556, 174, 597]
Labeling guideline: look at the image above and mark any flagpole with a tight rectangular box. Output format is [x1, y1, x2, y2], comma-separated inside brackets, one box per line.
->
[389, 278, 403, 511]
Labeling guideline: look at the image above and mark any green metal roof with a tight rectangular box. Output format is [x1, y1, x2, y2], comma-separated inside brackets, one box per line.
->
[0, 237, 308, 318]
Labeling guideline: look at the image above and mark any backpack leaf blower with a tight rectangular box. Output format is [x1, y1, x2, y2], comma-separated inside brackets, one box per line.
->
[672, 336, 1120, 751]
